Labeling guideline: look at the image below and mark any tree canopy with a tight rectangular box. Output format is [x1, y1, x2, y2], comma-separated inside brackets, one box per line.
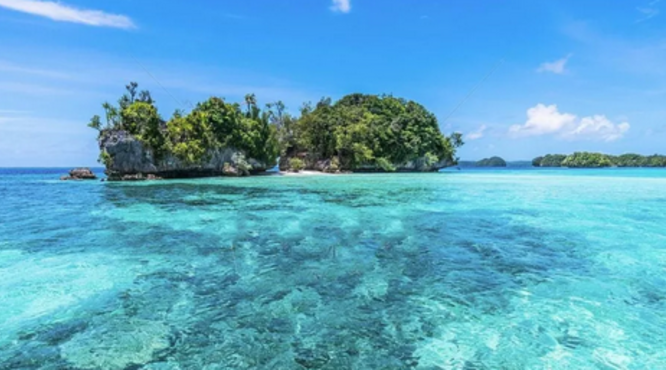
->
[533, 154, 567, 167]
[476, 156, 507, 167]
[284, 93, 462, 170]
[533, 152, 666, 168]
[90, 83, 279, 167]
[90, 84, 463, 172]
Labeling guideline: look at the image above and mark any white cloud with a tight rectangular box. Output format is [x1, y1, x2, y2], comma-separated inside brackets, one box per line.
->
[564, 115, 630, 142]
[466, 124, 487, 140]
[509, 104, 576, 136]
[637, 0, 661, 22]
[537, 54, 572, 74]
[0, 0, 135, 29]
[330, 0, 351, 13]
[509, 103, 630, 142]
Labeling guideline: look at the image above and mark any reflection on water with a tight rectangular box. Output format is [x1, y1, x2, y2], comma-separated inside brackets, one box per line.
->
[1, 169, 666, 369]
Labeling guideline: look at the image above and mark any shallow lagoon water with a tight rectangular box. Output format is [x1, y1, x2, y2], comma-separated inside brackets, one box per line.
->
[1, 168, 666, 369]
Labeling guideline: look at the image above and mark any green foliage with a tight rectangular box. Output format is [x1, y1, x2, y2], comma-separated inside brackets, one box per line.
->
[88, 115, 102, 131]
[190, 97, 279, 166]
[98, 151, 113, 167]
[289, 157, 305, 172]
[92, 83, 464, 173]
[536, 152, 666, 168]
[476, 156, 507, 167]
[120, 102, 165, 158]
[288, 93, 460, 170]
[424, 152, 439, 167]
[92, 82, 280, 168]
[612, 153, 666, 167]
[166, 112, 212, 164]
[561, 152, 614, 168]
[376, 157, 396, 172]
[536, 154, 567, 167]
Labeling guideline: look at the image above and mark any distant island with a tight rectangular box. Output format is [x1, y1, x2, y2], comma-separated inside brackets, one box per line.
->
[533, 152, 666, 168]
[89, 83, 463, 180]
[475, 156, 507, 167]
[457, 156, 511, 167]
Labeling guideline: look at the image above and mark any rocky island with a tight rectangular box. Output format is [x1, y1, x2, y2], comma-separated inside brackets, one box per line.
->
[89, 83, 463, 180]
[60, 168, 97, 180]
[533, 152, 666, 168]
[475, 156, 507, 167]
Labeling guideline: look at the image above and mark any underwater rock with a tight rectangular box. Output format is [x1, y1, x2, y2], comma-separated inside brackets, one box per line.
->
[60, 318, 171, 370]
[35, 319, 89, 345]
[60, 167, 97, 180]
[294, 347, 331, 369]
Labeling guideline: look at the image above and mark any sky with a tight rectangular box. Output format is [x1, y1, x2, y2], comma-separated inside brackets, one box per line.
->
[0, 0, 665, 166]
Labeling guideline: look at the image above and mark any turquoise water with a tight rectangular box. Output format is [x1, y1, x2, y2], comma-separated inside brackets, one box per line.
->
[1, 168, 666, 369]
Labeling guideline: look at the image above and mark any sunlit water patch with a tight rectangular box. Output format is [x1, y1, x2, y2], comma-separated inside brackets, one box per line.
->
[1, 168, 666, 369]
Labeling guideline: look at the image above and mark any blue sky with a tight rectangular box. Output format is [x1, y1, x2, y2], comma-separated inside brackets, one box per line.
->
[0, 0, 665, 166]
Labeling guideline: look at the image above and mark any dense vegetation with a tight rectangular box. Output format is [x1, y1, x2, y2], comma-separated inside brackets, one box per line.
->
[283, 94, 463, 171]
[561, 152, 614, 168]
[475, 156, 506, 167]
[89, 83, 280, 167]
[532, 154, 567, 167]
[89, 85, 463, 172]
[612, 153, 666, 167]
[533, 152, 666, 168]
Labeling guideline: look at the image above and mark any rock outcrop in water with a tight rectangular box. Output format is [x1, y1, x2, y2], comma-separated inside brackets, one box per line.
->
[89, 83, 464, 179]
[61, 168, 97, 180]
[100, 130, 270, 181]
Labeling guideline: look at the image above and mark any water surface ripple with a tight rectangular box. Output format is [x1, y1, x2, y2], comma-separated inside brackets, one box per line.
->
[1, 168, 665, 369]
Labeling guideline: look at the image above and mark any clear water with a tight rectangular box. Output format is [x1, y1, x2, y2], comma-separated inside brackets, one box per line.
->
[1, 168, 666, 369]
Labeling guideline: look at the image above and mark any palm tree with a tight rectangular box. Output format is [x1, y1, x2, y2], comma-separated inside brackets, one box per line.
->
[244, 93, 256, 116]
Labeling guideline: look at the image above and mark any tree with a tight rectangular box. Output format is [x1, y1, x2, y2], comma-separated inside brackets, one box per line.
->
[138, 90, 154, 104]
[126, 82, 138, 102]
[92, 83, 465, 174]
[289, 157, 305, 172]
[88, 115, 102, 131]
[244, 93, 257, 116]
[286, 93, 461, 170]
[539, 154, 567, 167]
[102, 102, 119, 129]
[561, 152, 613, 168]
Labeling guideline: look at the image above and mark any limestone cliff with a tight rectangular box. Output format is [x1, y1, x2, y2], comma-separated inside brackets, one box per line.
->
[99, 130, 271, 180]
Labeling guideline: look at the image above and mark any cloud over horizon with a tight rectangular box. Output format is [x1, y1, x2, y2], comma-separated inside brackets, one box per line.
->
[0, 0, 135, 29]
[509, 104, 630, 142]
[330, 0, 351, 13]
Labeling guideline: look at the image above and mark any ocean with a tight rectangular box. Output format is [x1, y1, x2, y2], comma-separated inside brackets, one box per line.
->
[1, 167, 665, 369]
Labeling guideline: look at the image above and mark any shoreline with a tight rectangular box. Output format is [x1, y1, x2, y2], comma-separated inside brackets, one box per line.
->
[275, 170, 337, 176]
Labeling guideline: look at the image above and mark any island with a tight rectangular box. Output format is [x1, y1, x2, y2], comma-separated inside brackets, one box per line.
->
[533, 152, 666, 168]
[475, 156, 507, 167]
[88, 83, 464, 180]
